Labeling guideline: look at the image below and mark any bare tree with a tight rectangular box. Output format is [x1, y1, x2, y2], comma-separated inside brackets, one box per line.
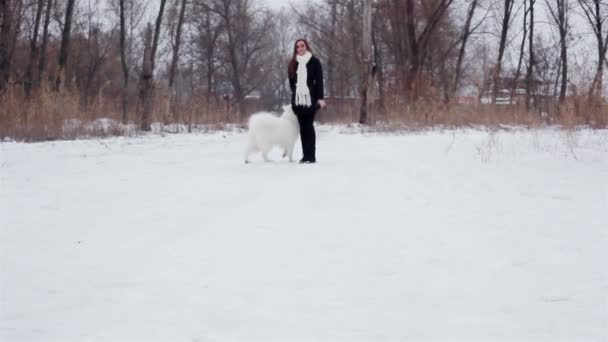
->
[511, 0, 529, 104]
[6, 0, 24, 71]
[525, 0, 536, 111]
[577, 0, 608, 97]
[116, 0, 147, 123]
[203, 0, 274, 119]
[139, 23, 153, 130]
[37, 0, 52, 86]
[385, 0, 407, 92]
[257, 8, 292, 109]
[24, 0, 45, 97]
[0, 0, 16, 90]
[167, 0, 188, 123]
[451, 0, 480, 101]
[151, 0, 167, 70]
[119, 0, 128, 122]
[77, 3, 117, 114]
[139, 0, 167, 131]
[546, 0, 570, 104]
[54, 0, 76, 92]
[359, 0, 373, 124]
[492, 0, 516, 104]
[327, 0, 338, 97]
[404, 0, 455, 101]
[168, 0, 187, 90]
[372, 3, 386, 117]
[191, 0, 223, 111]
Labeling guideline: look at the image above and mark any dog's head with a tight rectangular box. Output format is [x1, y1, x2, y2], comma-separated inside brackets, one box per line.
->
[282, 105, 294, 115]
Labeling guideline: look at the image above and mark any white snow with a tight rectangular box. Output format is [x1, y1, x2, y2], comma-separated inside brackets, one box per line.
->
[1, 126, 607, 341]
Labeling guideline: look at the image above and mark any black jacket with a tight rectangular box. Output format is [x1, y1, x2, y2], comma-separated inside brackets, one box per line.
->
[289, 55, 324, 107]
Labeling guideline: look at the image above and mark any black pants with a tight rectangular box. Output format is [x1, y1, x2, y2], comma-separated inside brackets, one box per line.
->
[293, 104, 318, 161]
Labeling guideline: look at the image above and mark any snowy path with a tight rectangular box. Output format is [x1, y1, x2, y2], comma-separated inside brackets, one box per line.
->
[1, 127, 608, 341]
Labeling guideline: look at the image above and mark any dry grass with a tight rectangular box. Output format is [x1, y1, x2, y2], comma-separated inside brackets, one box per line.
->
[0, 84, 236, 141]
[0, 84, 124, 141]
[318, 95, 608, 132]
[1, 84, 607, 142]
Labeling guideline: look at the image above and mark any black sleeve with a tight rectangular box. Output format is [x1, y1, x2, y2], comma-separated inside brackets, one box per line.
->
[288, 65, 296, 93]
[289, 75, 296, 93]
[315, 59, 324, 100]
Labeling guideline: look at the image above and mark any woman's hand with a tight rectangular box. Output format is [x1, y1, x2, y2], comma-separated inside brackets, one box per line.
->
[318, 99, 326, 109]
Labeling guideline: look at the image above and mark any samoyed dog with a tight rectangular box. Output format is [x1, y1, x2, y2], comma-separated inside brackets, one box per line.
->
[244, 105, 300, 163]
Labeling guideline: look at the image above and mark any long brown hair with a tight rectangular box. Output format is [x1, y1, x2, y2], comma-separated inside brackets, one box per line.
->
[288, 39, 313, 80]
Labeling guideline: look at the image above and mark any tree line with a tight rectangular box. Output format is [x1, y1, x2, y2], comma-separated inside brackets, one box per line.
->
[0, 0, 606, 138]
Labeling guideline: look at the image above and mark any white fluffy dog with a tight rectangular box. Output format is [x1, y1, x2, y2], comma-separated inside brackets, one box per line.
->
[244, 105, 300, 163]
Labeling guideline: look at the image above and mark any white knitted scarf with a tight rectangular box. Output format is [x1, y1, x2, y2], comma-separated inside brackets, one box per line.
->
[295, 51, 313, 107]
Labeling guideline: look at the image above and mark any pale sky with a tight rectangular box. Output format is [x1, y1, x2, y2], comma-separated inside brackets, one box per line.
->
[262, 0, 288, 9]
[261, 0, 318, 10]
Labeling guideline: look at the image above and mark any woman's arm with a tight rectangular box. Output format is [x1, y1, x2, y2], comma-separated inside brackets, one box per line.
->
[288, 64, 296, 93]
[315, 59, 324, 100]
[314, 59, 326, 108]
[289, 76, 296, 94]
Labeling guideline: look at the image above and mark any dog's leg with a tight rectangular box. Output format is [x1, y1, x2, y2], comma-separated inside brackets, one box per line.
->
[262, 151, 270, 162]
[244, 147, 251, 163]
[285, 140, 297, 162]
[244, 142, 257, 163]
[261, 146, 272, 162]
[287, 144, 294, 162]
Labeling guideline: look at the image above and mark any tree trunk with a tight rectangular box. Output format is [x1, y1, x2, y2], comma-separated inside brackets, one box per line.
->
[206, 48, 214, 113]
[359, 0, 373, 124]
[577, 0, 606, 98]
[139, 24, 153, 131]
[388, 0, 406, 93]
[525, 0, 535, 112]
[0, 0, 13, 90]
[404, 0, 453, 102]
[404, 0, 419, 100]
[327, 0, 337, 97]
[493, 0, 515, 104]
[593, 0, 604, 96]
[139, 0, 167, 131]
[119, 0, 129, 123]
[168, 0, 187, 88]
[168, 0, 187, 123]
[37, 0, 52, 87]
[546, 0, 568, 104]
[559, 26, 568, 104]
[150, 0, 167, 72]
[451, 0, 479, 100]
[372, 8, 385, 119]
[511, 0, 528, 104]
[55, 0, 76, 92]
[225, 12, 245, 119]
[24, 0, 45, 97]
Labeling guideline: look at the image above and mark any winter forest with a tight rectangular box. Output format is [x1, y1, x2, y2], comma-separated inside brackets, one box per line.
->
[1, 0, 608, 140]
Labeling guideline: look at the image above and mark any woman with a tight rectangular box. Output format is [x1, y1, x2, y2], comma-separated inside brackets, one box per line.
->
[288, 39, 325, 164]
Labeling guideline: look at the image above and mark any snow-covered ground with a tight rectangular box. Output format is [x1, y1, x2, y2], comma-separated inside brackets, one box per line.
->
[1, 126, 607, 341]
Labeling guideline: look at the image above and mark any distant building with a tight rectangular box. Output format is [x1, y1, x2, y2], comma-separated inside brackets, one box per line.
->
[480, 76, 549, 105]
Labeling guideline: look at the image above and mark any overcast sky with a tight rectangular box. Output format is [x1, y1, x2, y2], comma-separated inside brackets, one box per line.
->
[264, 0, 323, 9]
[262, 0, 288, 9]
